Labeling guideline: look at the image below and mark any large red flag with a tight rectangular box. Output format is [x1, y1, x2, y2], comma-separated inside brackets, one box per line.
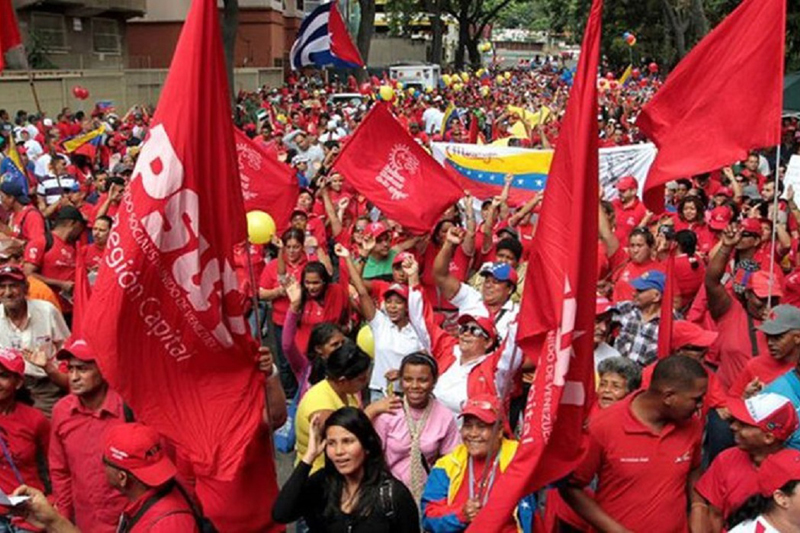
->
[637, 0, 786, 212]
[84, 0, 264, 479]
[467, 0, 602, 528]
[657, 249, 676, 359]
[0, 0, 22, 73]
[333, 103, 464, 233]
[71, 245, 91, 338]
[234, 128, 298, 230]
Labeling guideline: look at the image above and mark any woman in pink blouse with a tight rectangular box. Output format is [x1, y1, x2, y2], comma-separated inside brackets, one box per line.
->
[372, 352, 460, 503]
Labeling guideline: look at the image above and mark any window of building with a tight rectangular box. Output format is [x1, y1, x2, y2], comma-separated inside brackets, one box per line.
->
[30, 13, 67, 51]
[92, 18, 121, 54]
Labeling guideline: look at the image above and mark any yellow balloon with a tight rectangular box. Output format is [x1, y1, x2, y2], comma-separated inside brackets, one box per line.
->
[425, 86, 433, 93]
[408, 87, 416, 96]
[461, 72, 469, 83]
[396, 82, 404, 90]
[442, 74, 452, 86]
[452, 83, 462, 92]
[504, 72, 511, 80]
[480, 86, 490, 96]
[276, 114, 287, 124]
[476, 68, 485, 77]
[378, 85, 394, 101]
[246, 211, 276, 245]
[496, 75, 504, 84]
[356, 325, 375, 358]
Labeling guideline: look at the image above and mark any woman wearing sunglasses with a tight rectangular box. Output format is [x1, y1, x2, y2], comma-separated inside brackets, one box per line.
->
[403, 257, 517, 418]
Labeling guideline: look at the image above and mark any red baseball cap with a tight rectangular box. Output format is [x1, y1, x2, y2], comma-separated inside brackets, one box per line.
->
[596, 297, 614, 316]
[365, 221, 391, 240]
[459, 393, 502, 424]
[104, 423, 177, 487]
[290, 207, 309, 219]
[383, 283, 409, 301]
[457, 314, 498, 343]
[615, 176, 638, 192]
[670, 320, 718, 350]
[0, 265, 26, 284]
[708, 206, 733, 231]
[392, 251, 413, 267]
[728, 393, 799, 443]
[56, 338, 97, 362]
[715, 186, 733, 198]
[758, 449, 800, 496]
[749, 271, 784, 299]
[0, 348, 25, 378]
[740, 217, 763, 235]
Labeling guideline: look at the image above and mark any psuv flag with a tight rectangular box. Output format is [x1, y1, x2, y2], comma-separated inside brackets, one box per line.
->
[290, 1, 364, 70]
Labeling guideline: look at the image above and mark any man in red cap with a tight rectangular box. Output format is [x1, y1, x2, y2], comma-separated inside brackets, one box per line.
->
[693, 392, 799, 531]
[611, 176, 647, 246]
[104, 423, 199, 532]
[0, 265, 69, 416]
[561, 355, 708, 533]
[359, 221, 398, 281]
[49, 338, 129, 533]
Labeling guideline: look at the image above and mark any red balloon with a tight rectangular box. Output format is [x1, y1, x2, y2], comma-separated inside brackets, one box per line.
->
[79, 88, 90, 100]
[605, 72, 615, 81]
[72, 86, 83, 98]
[631, 68, 641, 79]
[648, 62, 659, 73]
[625, 35, 636, 45]
[639, 79, 649, 88]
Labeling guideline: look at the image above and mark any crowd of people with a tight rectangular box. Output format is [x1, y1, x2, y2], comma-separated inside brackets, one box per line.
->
[1, 56, 800, 532]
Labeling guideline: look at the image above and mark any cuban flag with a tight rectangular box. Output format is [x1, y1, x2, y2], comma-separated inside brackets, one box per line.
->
[290, 1, 364, 70]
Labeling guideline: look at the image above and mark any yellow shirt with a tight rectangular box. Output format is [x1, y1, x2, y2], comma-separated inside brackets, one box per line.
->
[295, 379, 360, 473]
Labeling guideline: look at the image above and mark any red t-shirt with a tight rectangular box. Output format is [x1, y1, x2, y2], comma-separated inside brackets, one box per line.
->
[257, 254, 313, 326]
[570, 392, 703, 533]
[9, 205, 45, 244]
[0, 403, 50, 499]
[728, 354, 794, 399]
[81, 242, 105, 272]
[695, 447, 760, 520]
[612, 198, 647, 245]
[421, 243, 472, 311]
[294, 283, 350, 355]
[26, 233, 77, 311]
[672, 254, 706, 308]
[713, 300, 769, 392]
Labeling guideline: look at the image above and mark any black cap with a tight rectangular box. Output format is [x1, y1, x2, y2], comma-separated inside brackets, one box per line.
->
[55, 205, 87, 225]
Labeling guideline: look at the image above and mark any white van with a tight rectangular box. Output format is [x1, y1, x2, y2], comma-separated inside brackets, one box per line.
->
[389, 63, 440, 91]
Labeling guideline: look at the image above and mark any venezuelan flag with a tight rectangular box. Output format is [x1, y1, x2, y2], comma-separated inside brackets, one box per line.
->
[63, 124, 106, 153]
[443, 150, 553, 204]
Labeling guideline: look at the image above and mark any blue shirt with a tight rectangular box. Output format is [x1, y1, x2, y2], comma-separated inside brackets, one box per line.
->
[765, 368, 800, 449]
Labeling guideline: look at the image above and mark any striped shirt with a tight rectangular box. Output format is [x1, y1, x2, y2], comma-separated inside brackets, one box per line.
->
[36, 175, 76, 206]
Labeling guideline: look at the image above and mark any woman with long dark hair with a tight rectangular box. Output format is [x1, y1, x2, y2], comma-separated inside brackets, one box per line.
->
[728, 449, 800, 532]
[273, 407, 420, 532]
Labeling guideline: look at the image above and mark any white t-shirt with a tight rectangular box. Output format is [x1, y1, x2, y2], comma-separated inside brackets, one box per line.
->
[434, 349, 487, 417]
[0, 299, 70, 378]
[368, 311, 423, 394]
[729, 516, 781, 533]
[422, 107, 445, 134]
[449, 283, 519, 343]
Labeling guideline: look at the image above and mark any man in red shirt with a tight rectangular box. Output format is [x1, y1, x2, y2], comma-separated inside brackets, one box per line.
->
[693, 392, 798, 532]
[104, 423, 199, 532]
[560, 355, 708, 533]
[49, 339, 129, 532]
[24, 205, 86, 315]
[82, 215, 112, 274]
[0, 173, 46, 257]
[611, 176, 648, 245]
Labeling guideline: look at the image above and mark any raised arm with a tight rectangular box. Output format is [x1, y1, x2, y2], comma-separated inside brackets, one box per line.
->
[461, 192, 477, 257]
[433, 227, 465, 301]
[598, 200, 620, 257]
[705, 223, 738, 321]
[334, 243, 376, 321]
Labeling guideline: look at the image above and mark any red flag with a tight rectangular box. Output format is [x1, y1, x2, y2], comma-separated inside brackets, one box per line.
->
[71, 245, 91, 338]
[0, 0, 22, 73]
[234, 128, 298, 230]
[637, 0, 786, 212]
[334, 103, 464, 233]
[657, 250, 676, 359]
[84, 0, 264, 479]
[467, 112, 479, 144]
[467, 0, 603, 528]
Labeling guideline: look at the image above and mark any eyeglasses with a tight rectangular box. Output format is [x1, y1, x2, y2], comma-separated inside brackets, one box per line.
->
[458, 324, 489, 339]
[741, 231, 760, 239]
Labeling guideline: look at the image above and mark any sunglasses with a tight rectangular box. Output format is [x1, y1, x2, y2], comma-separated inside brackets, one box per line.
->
[458, 324, 489, 339]
[741, 231, 761, 238]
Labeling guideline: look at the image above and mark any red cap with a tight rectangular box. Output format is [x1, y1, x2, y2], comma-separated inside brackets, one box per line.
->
[392, 251, 413, 267]
[615, 176, 638, 192]
[740, 217, 763, 235]
[0, 348, 25, 378]
[383, 283, 409, 301]
[596, 297, 613, 316]
[758, 449, 800, 496]
[290, 207, 309, 219]
[671, 320, 718, 350]
[715, 186, 733, 198]
[365, 221, 391, 240]
[728, 393, 799, 443]
[56, 338, 97, 362]
[457, 314, 498, 343]
[459, 393, 502, 424]
[708, 206, 733, 231]
[749, 271, 784, 299]
[0, 266, 26, 284]
[104, 423, 177, 486]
